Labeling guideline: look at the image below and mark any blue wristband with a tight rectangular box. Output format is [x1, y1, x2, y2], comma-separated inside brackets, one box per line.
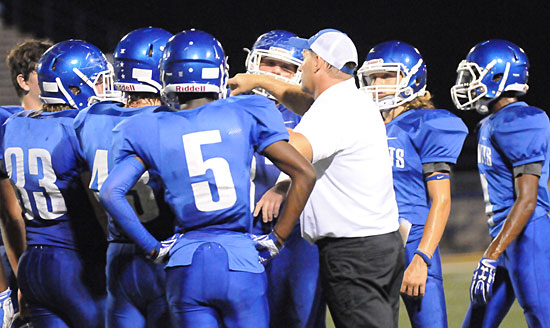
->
[425, 173, 450, 182]
[414, 249, 432, 267]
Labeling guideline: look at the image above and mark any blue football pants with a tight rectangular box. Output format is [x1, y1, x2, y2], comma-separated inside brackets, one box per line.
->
[165, 242, 268, 328]
[106, 242, 169, 328]
[17, 246, 106, 328]
[463, 214, 550, 328]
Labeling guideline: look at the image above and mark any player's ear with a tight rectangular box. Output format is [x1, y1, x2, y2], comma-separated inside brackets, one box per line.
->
[16, 73, 30, 92]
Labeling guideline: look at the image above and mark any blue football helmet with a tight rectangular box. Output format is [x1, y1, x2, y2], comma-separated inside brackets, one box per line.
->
[160, 29, 228, 108]
[357, 41, 427, 111]
[451, 39, 529, 114]
[37, 40, 121, 109]
[114, 27, 173, 95]
[245, 30, 303, 98]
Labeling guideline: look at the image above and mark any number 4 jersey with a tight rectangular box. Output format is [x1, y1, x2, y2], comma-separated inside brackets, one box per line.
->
[0, 109, 105, 252]
[74, 101, 174, 242]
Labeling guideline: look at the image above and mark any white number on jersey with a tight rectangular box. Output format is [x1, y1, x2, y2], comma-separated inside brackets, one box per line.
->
[4, 147, 67, 220]
[182, 130, 237, 212]
[479, 173, 495, 225]
[90, 149, 159, 223]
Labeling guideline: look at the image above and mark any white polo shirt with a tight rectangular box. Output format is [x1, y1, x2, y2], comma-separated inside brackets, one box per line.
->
[294, 78, 399, 243]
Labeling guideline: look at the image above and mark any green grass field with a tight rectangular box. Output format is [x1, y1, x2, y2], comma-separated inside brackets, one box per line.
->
[325, 253, 526, 327]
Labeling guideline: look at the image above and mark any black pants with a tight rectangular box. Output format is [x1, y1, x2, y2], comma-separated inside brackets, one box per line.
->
[317, 230, 404, 328]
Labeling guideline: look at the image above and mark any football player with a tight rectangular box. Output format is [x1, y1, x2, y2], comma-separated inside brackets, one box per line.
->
[2, 39, 53, 327]
[0, 40, 116, 327]
[99, 29, 316, 328]
[358, 41, 468, 328]
[6, 40, 54, 111]
[245, 30, 325, 328]
[451, 39, 550, 327]
[73, 27, 174, 328]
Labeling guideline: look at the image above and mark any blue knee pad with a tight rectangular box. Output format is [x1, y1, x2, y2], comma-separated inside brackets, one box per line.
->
[166, 242, 269, 328]
[106, 242, 169, 328]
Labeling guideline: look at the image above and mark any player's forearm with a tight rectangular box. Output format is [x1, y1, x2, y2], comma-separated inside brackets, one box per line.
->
[0, 179, 26, 274]
[99, 156, 160, 254]
[417, 194, 450, 256]
[484, 196, 535, 260]
[273, 168, 316, 241]
[484, 174, 538, 260]
[0, 215, 25, 275]
[417, 178, 451, 255]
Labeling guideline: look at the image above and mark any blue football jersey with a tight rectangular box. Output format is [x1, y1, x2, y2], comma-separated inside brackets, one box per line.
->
[477, 102, 550, 237]
[0, 106, 24, 247]
[74, 101, 174, 242]
[386, 109, 468, 225]
[0, 106, 24, 179]
[251, 103, 301, 234]
[111, 95, 288, 271]
[0, 109, 105, 251]
[0, 106, 23, 125]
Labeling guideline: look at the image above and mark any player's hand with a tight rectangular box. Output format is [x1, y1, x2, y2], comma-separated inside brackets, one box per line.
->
[247, 232, 283, 264]
[228, 73, 259, 97]
[152, 233, 183, 264]
[401, 255, 429, 298]
[470, 257, 497, 305]
[0, 288, 14, 328]
[254, 187, 286, 223]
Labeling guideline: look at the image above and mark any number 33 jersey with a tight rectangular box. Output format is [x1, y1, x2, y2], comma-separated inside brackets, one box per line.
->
[111, 95, 289, 235]
[0, 109, 105, 251]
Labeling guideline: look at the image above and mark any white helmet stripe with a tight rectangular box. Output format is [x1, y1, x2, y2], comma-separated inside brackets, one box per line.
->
[55, 77, 77, 108]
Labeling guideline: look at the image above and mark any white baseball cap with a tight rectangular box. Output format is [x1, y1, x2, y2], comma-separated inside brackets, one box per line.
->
[289, 29, 358, 74]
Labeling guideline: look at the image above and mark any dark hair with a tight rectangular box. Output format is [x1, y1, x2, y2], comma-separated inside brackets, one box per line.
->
[126, 92, 161, 106]
[6, 39, 53, 98]
[344, 61, 357, 71]
[176, 92, 219, 104]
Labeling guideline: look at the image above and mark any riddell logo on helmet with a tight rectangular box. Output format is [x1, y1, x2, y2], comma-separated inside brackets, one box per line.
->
[176, 85, 206, 92]
[366, 58, 384, 65]
[117, 84, 135, 91]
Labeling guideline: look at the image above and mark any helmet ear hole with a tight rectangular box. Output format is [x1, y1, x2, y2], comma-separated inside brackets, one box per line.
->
[492, 73, 503, 82]
[51, 58, 58, 71]
[69, 86, 81, 95]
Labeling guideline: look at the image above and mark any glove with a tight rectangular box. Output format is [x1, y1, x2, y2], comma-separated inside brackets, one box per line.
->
[153, 233, 183, 264]
[0, 288, 14, 328]
[248, 232, 283, 264]
[470, 257, 497, 305]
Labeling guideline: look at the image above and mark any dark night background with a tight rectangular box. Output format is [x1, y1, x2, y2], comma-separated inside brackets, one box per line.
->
[3, 0, 550, 171]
